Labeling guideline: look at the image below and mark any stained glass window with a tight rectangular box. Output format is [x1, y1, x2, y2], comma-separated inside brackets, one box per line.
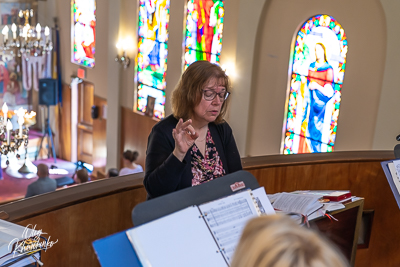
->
[282, 15, 348, 154]
[136, 0, 170, 119]
[184, 0, 224, 69]
[72, 0, 96, 68]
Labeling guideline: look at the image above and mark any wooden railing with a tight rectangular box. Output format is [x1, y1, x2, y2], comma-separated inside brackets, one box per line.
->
[0, 151, 396, 266]
[242, 150, 396, 267]
[0, 173, 147, 266]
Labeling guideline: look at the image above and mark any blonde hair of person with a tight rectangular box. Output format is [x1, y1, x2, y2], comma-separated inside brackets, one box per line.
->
[230, 215, 349, 267]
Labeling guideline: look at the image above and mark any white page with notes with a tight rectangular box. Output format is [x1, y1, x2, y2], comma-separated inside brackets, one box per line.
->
[198, 190, 262, 264]
[126, 206, 228, 267]
[388, 162, 400, 196]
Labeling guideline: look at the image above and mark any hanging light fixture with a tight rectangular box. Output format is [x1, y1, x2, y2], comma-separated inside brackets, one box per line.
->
[1, 9, 53, 57]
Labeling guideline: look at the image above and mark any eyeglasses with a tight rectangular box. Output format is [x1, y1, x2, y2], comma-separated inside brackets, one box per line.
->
[202, 90, 230, 101]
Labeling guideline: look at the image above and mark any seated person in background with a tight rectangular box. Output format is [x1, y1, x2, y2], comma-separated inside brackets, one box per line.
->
[75, 168, 89, 184]
[119, 150, 143, 176]
[107, 168, 119, 178]
[231, 215, 349, 267]
[25, 164, 57, 198]
[144, 61, 242, 199]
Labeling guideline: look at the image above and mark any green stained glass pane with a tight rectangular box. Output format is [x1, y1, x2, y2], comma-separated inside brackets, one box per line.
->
[184, 0, 225, 68]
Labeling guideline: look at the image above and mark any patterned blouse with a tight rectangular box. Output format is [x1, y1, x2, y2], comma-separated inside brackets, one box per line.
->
[191, 129, 226, 186]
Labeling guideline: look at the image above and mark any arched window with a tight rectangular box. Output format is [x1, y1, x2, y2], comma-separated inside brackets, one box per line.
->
[282, 14, 348, 154]
[72, 0, 96, 68]
[184, 0, 224, 69]
[136, 0, 170, 119]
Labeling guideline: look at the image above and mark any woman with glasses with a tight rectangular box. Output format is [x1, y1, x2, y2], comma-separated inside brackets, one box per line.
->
[144, 60, 242, 199]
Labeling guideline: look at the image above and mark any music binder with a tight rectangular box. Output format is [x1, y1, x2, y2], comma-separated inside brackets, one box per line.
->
[0, 219, 44, 267]
[0, 251, 41, 267]
[126, 188, 275, 267]
[132, 170, 261, 227]
[381, 160, 400, 210]
[92, 170, 262, 267]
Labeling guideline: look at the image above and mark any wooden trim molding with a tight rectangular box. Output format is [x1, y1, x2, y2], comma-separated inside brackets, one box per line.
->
[242, 150, 394, 169]
[0, 172, 145, 223]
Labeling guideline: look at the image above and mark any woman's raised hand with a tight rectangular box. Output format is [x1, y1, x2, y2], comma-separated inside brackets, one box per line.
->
[172, 118, 199, 161]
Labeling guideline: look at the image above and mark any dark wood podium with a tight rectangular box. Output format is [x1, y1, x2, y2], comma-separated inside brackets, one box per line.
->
[311, 198, 364, 267]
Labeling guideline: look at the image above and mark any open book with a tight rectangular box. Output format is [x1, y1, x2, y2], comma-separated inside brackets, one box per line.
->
[271, 192, 324, 217]
[126, 187, 275, 267]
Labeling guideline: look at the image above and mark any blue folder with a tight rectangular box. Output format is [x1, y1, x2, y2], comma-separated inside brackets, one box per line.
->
[92, 230, 141, 267]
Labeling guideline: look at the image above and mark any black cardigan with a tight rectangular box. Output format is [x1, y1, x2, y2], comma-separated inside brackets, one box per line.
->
[144, 115, 242, 199]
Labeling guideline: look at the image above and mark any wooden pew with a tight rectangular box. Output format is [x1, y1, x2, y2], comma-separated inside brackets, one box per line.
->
[242, 150, 396, 267]
[0, 173, 147, 266]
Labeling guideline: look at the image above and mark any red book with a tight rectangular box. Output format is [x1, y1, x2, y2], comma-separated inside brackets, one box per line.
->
[323, 191, 352, 202]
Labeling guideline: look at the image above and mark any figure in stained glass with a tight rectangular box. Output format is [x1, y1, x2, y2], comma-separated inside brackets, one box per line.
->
[282, 15, 347, 154]
[136, 0, 170, 119]
[72, 0, 96, 68]
[185, 0, 224, 68]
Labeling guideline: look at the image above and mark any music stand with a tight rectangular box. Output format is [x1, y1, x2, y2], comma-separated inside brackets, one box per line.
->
[132, 170, 260, 226]
[92, 170, 261, 267]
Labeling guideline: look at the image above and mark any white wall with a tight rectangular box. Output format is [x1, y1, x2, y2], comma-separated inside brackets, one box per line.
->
[242, 0, 387, 156]
[373, 0, 400, 151]
[42, 0, 399, 161]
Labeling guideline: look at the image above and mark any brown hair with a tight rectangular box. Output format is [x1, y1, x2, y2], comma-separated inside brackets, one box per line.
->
[171, 61, 231, 124]
[123, 150, 139, 163]
[231, 215, 349, 267]
[76, 168, 89, 183]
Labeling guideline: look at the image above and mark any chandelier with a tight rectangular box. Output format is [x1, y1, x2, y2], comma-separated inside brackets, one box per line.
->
[0, 103, 36, 173]
[1, 9, 53, 57]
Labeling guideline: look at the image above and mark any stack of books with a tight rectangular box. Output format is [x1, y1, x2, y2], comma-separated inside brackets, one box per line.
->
[267, 190, 353, 223]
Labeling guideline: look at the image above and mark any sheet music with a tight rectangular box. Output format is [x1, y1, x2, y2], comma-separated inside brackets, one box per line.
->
[388, 162, 400, 195]
[393, 160, 400, 179]
[1, 252, 40, 266]
[272, 192, 322, 216]
[198, 190, 260, 264]
[252, 187, 276, 215]
[126, 206, 228, 267]
[0, 219, 32, 259]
